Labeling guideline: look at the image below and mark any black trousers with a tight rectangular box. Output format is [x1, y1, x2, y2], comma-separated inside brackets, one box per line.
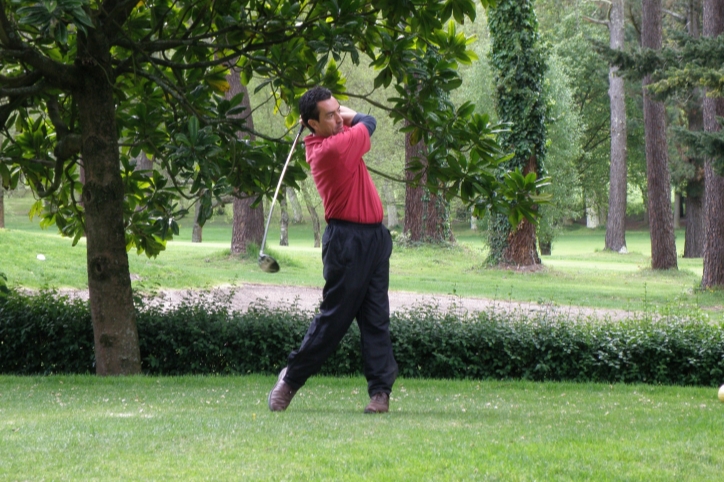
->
[284, 220, 398, 396]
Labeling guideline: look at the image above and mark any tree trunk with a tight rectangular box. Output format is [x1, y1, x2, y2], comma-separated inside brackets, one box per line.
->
[192, 199, 203, 243]
[503, 155, 540, 265]
[382, 180, 399, 228]
[226, 68, 264, 255]
[684, 194, 705, 257]
[0, 184, 4, 229]
[404, 128, 425, 243]
[642, 0, 678, 270]
[279, 197, 289, 246]
[231, 195, 264, 254]
[605, 0, 628, 253]
[286, 187, 303, 224]
[701, 0, 724, 288]
[425, 191, 454, 243]
[673, 192, 681, 229]
[403, 125, 451, 243]
[300, 179, 321, 248]
[76, 33, 141, 375]
[683, 0, 705, 259]
[539, 240, 552, 256]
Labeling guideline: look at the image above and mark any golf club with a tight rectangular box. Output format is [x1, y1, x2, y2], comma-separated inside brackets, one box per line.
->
[258, 124, 305, 273]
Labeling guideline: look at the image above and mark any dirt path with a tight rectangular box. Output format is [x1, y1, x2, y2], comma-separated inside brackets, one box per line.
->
[76, 283, 632, 321]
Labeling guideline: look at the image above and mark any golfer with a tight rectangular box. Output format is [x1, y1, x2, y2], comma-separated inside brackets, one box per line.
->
[268, 86, 398, 414]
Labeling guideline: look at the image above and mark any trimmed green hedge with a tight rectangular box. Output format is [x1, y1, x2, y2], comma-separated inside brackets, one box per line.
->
[1, 289, 723, 386]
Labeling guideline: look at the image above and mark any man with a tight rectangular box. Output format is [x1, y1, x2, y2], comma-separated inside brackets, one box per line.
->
[268, 86, 398, 414]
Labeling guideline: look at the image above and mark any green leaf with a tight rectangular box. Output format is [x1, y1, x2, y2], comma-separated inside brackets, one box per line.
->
[187, 117, 199, 143]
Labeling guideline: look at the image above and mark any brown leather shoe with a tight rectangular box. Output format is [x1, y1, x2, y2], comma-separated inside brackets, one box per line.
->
[268, 367, 297, 411]
[364, 392, 390, 414]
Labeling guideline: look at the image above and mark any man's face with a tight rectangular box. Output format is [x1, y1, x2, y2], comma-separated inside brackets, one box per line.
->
[308, 97, 343, 137]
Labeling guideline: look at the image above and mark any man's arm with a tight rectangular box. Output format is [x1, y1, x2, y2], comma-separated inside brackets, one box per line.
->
[339, 106, 357, 126]
[339, 105, 376, 136]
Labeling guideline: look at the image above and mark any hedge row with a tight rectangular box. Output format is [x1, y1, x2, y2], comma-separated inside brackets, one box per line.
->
[1, 289, 723, 386]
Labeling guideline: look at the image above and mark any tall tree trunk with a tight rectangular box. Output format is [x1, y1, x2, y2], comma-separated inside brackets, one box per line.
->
[605, 0, 628, 253]
[300, 179, 321, 248]
[76, 33, 140, 375]
[227, 68, 264, 255]
[192, 199, 203, 243]
[286, 187, 303, 224]
[403, 124, 451, 243]
[231, 196, 264, 253]
[279, 197, 289, 246]
[503, 155, 540, 265]
[701, 0, 724, 288]
[404, 128, 425, 243]
[382, 180, 399, 228]
[684, 194, 705, 257]
[0, 184, 4, 229]
[642, 0, 678, 270]
[673, 192, 681, 229]
[683, 0, 705, 258]
[425, 191, 454, 243]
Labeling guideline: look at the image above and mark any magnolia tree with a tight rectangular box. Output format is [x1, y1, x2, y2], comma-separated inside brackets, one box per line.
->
[0, 0, 544, 374]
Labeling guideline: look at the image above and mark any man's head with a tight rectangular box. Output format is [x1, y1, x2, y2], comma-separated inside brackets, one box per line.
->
[299, 86, 342, 137]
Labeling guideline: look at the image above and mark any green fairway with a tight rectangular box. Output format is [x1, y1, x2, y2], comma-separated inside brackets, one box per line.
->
[2, 193, 721, 316]
[1, 375, 722, 481]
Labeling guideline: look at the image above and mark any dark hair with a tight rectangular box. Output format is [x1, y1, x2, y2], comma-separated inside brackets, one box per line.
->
[299, 86, 332, 133]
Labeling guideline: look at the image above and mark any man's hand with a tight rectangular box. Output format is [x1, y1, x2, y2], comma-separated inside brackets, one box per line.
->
[339, 106, 357, 126]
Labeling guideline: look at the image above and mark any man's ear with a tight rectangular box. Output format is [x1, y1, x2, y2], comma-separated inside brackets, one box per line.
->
[306, 118, 319, 133]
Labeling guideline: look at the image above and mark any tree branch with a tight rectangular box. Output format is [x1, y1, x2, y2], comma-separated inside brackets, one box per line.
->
[584, 16, 609, 26]
[47, 96, 82, 161]
[98, 0, 139, 44]
[663, 8, 687, 23]
[0, 2, 78, 90]
[0, 71, 42, 89]
[28, 156, 64, 198]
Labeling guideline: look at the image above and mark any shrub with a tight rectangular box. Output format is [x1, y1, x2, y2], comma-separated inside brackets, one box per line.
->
[0, 289, 95, 374]
[1, 289, 723, 386]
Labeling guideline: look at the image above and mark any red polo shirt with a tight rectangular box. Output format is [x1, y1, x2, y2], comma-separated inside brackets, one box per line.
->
[304, 123, 383, 224]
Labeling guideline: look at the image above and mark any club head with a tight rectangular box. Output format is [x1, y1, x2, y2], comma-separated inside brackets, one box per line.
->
[258, 254, 280, 273]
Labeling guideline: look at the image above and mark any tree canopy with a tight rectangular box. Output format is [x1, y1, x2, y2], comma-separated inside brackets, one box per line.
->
[0, 0, 545, 253]
[604, 30, 724, 174]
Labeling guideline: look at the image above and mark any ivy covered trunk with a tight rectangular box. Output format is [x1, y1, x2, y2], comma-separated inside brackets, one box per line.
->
[642, 0, 678, 270]
[701, 0, 724, 288]
[604, 0, 628, 254]
[503, 155, 540, 265]
[76, 31, 141, 375]
[487, 0, 547, 266]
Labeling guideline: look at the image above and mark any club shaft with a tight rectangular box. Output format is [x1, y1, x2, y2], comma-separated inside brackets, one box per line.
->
[259, 124, 304, 255]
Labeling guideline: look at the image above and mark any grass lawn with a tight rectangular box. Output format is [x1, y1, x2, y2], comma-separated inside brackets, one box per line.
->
[1, 375, 723, 481]
[2, 192, 722, 317]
